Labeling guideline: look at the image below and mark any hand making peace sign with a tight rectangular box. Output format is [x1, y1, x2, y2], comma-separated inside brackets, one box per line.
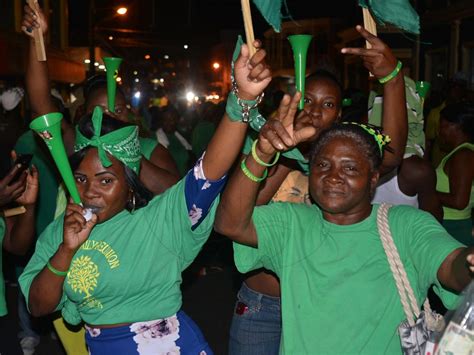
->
[256, 92, 317, 156]
[341, 25, 399, 80]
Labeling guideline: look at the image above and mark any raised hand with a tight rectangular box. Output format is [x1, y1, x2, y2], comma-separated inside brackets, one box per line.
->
[0, 164, 28, 208]
[21, 3, 48, 38]
[341, 25, 398, 80]
[234, 40, 272, 100]
[63, 203, 97, 253]
[257, 92, 317, 156]
[15, 165, 39, 206]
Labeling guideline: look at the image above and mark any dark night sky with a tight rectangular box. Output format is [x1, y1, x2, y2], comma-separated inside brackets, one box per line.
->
[69, 0, 360, 57]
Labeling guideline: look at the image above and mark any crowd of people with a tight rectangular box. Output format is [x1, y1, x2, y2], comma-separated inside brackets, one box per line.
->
[0, 3, 473, 355]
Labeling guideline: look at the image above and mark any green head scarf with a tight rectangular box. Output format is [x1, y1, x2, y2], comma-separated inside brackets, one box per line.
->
[74, 106, 142, 174]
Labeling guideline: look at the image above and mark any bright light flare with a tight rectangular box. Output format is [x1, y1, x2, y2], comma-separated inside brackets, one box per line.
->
[116, 7, 128, 15]
[212, 62, 220, 70]
[186, 91, 195, 103]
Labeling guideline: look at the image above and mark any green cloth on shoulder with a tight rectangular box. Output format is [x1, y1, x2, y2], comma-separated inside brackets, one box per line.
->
[0, 217, 6, 316]
[139, 137, 157, 161]
[166, 134, 190, 177]
[19, 178, 218, 326]
[15, 131, 59, 235]
[191, 121, 215, 158]
[234, 203, 462, 354]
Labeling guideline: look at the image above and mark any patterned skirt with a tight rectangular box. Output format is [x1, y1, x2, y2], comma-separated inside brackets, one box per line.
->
[85, 311, 213, 354]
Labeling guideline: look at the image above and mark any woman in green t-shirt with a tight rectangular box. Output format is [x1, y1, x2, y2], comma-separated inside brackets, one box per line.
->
[215, 100, 474, 353]
[19, 39, 272, 354]
[228, 25, 409, 355]
[435, 103, 474, 246]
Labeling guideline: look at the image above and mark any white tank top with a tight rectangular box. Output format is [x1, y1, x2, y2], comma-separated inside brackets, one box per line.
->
[372, 174, 419, 208]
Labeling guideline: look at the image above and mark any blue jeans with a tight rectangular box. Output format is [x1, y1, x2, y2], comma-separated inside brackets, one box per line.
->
[229, 282, 281, 355]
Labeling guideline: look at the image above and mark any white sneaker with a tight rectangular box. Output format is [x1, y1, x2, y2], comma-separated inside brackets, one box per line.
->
[19, 336, 39, 355]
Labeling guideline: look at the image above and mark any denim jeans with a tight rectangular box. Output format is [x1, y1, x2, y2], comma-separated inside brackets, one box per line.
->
[229, 282, 281, 355]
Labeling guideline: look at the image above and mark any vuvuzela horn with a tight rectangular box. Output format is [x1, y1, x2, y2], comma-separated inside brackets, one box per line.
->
[416, 81, 431, 109]
[30, 113, 82, 204]
[103, 57, 123, 113]
[288, 35, 313, 109]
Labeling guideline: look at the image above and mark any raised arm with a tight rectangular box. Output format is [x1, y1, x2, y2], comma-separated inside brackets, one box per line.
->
[342, 26, 407, 176]
[28, 203, 97, 317]
[214, 93, 315, 246]
[202, 41, 272, 180]
[22, 4, 56, 117]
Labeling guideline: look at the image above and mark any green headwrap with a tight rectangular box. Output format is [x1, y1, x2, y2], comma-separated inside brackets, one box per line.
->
[74, 106, 142, 174]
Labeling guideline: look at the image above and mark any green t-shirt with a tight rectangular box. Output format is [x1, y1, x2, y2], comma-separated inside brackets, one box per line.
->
[19, 178, 217, 326]
[234, 203, 463, 354]
[0, 217, 6, 316]
[15, 131, 59, 235]
[139, 137, 157, 160]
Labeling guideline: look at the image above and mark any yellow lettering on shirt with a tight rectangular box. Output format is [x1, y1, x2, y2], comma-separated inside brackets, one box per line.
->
[81, 240, 121, 269]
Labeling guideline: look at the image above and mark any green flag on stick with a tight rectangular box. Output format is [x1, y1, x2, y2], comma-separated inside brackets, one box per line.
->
[359, 0, 420, 34]
[252, 0, 282, 32]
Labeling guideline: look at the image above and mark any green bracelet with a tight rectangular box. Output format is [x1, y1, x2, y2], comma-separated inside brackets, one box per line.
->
[47, 261, 69, 277]
[241, 158, 268, 182]
[251, 139, 280, 167]
[378, 60, 402, 84]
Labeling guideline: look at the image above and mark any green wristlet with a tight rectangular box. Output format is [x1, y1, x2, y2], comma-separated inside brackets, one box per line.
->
[251, 139, 280, 167]
[241, 158, 268, 182]
[226, 90, 265, 126]
[378, 60, 402, 84]
[47, 260, 69, 277]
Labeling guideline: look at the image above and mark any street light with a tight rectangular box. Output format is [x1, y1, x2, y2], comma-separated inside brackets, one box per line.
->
[116, 7, 128, 15]
[88, 1, 128, 76]
[212, 62, 220, 70]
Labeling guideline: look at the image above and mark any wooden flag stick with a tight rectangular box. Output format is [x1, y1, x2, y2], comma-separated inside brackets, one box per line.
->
[26, 0, 47, 61]
[241, 0, 256, 57]
[362, 7, 377, 77]
[2, 206, 26, 217]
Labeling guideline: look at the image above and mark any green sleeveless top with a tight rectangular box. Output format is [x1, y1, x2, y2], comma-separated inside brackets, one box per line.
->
[436, 142, 474, 220]
[0, 217, 6, 316]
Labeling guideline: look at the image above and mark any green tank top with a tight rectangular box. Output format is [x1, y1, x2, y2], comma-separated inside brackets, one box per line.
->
[0, 217, 7, 316]
[436, 142, 474, 220]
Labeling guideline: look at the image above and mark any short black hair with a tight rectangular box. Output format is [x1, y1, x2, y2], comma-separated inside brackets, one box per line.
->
[83, 74, 126, 107]
[306, 68, 343, 102]
[440, 102, 474, 142]
[70, 112, 153, 211]
[310, 123, 384, 171]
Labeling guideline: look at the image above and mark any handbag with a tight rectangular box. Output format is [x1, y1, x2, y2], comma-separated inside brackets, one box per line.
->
[376, 203, 445, 355]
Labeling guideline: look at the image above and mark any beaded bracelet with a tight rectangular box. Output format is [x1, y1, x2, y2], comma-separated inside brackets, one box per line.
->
[378, 60, 402, 84]
[241, 158, 268, 182]
[251, 139, 280, 167]
[47, 260, 69, 277]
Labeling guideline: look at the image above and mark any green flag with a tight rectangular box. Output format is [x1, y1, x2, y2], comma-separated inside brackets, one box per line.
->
[252, 0, 282, 32]
[359, 0, 419, 34]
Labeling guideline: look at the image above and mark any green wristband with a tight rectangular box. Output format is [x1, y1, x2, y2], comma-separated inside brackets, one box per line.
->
[47, 260, 69, 277]
[251, 139, 280, 167]
[378, 60, 402, 84]
[240, 158, 268, 182]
